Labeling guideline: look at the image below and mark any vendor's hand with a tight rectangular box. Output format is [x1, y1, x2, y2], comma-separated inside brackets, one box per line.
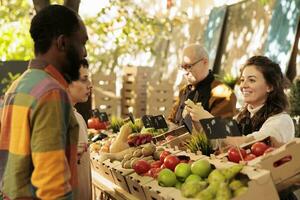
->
[184, 99, 213, 121]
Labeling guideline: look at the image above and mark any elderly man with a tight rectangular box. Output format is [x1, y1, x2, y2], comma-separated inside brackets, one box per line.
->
[168, 44, 236, 126]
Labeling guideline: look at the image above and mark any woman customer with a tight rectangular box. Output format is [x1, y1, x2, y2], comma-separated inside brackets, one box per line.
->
[185, 55, 295, 144]
[68, 59, 92, 200]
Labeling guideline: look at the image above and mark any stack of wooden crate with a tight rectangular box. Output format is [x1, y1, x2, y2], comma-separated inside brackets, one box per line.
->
[147, 80, 174, 117]
[92, 72, 119, 117]
[121, 66, 152, 118]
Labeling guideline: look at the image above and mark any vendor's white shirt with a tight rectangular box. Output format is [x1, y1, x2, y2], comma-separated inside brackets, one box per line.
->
[245, 105, 295, 143]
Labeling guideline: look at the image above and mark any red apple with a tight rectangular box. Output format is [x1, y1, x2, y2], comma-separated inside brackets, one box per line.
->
[227, 147, 246, 163]
[251, 142, 269, 156]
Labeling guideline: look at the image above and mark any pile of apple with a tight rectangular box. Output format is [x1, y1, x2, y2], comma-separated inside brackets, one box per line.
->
[129, 148, 189, 178]
[227, 141, 275, 163]
[157, 159, 248, 199]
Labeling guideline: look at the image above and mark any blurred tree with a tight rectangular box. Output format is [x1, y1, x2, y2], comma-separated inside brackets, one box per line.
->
[85, 0, 182, 73]
[0, 0, 34, 61]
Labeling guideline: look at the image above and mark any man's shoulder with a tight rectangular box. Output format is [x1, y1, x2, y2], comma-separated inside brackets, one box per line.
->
[13, 69, 67, 99]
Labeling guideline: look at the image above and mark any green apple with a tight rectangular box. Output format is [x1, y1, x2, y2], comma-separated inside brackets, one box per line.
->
[191, 159, 211, 178]
[174, 163, 191, 182]
[158, 169, 177, 187]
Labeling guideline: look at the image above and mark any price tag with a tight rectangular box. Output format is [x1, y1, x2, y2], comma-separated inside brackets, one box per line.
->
[200, 117, 241, 139]
[152, 115, 168, 129]
[142, 115, 154, 128]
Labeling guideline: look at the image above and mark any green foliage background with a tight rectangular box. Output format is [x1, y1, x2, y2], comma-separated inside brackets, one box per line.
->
[0, 0, 182, 93]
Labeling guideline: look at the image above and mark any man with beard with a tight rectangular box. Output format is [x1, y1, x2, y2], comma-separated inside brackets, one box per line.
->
[0, 5, 88, 200]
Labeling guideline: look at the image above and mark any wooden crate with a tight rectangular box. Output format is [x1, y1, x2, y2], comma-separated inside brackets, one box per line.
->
[147, 80, 174, 116]
[121, 66, 152, 118]
[92, 72, 119, 117]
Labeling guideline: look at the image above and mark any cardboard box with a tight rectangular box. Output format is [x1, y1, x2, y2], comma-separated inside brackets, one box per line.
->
[217, 137, 300, 185]
[209, 159, 279, 200]
[111, 162, 134, 192]
[125, 172, 155, 199]
[142, 157, 279, 200]
[91, 158, 120, 183]
[246, 138, 300, 185]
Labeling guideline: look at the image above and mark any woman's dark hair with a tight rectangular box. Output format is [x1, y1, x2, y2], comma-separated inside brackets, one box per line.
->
[236, 56, 289, 132]
[30, 5, 80, 55]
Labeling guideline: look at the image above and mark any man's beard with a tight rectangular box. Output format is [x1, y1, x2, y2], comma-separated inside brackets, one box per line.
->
[63, 44, 81, 83]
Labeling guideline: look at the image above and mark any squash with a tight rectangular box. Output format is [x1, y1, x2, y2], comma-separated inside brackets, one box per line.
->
[109, 123, 132, 153]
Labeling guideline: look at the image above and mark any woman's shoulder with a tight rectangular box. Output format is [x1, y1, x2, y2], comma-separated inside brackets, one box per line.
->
[265, 112, 294, 125]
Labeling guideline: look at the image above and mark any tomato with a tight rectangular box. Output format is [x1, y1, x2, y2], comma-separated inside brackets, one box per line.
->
[227, 147, 246, 163]
[244, 153, 256, 161]
[264, 147, 275, 155]
[133, 160, 151, 175]
[88, 117, 107, 130]
[88, 117, 101, 129]
[150, 160, 162, 168]
[164, 155, 180, 171]
[251, 142, 269, 156]
[160, 151, 171, 163]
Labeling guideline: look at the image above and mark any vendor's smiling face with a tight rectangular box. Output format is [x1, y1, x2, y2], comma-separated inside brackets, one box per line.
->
[239, 65, 272, 108]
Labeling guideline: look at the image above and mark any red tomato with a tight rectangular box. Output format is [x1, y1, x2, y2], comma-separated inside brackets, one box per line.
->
[227, 147, 247, 163]
[88, 117, 101, 129]
[164, 155, 180, 171]
[160, 151, 171, 163]
[147, 168, 162, 178]
[251, 142, 269, 156]
[150, 161, 162, 168]
[244, 153, 256, 161]
[264, 147, 275, 155]
[88, 117, 107, 130]
[133, 160, 151, 175]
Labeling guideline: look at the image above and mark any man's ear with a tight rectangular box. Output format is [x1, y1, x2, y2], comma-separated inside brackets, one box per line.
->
[56, 34, 66, 51]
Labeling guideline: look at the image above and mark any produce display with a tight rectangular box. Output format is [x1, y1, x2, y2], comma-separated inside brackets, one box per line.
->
[88, 115, 299, 200]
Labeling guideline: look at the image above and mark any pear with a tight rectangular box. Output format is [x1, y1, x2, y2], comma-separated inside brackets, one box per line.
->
[196, 188, 214, 200]
[216, 182, 232, 200]
[234, 186, 248, 197]
[207, 169, 226, 184]
[181, 181, 207, 198]
[221, 164, 243, 181]
[229, 179, 244, 191]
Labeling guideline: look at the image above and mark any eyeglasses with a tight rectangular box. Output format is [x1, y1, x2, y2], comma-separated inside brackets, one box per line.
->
[179, 58, 204, 71]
